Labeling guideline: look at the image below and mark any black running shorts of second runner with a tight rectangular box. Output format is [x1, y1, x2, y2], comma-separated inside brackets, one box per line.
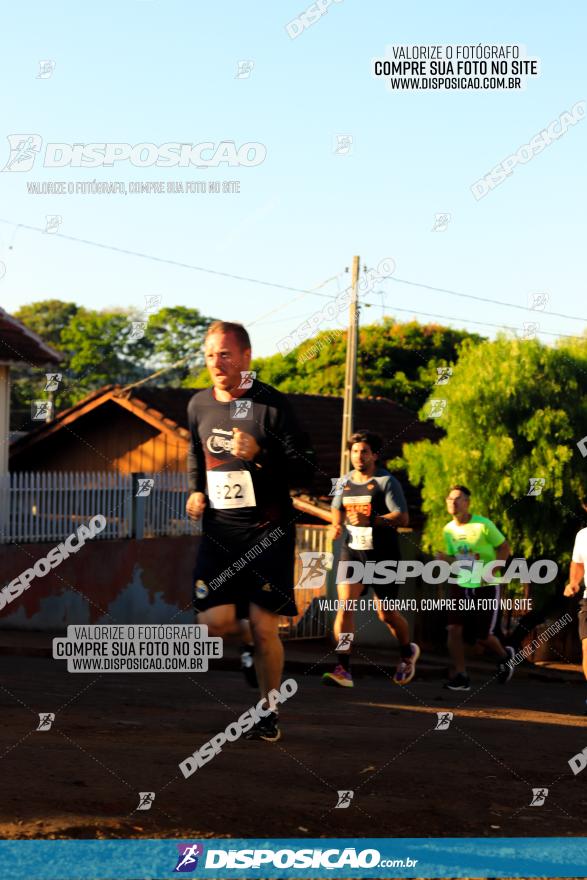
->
[447, 583, 502, 644]
[578, 599, 587, 641]
[338, 544, 400, 601]
[192, 521, 297, 619]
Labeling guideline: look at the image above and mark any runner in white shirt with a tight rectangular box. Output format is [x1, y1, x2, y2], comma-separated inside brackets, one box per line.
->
[564, 526, 587, 683]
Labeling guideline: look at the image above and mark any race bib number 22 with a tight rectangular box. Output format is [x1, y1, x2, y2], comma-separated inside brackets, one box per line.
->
[207, 470, 256, 510]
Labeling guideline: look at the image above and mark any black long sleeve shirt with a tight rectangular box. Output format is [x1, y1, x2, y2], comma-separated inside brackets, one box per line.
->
[187, 380, 315, 535]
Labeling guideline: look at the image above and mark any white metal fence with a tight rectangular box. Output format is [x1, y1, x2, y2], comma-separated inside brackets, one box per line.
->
[140, 471, 201, 538]
[0, 471, 200, 543]
[0, 471, 329, 638]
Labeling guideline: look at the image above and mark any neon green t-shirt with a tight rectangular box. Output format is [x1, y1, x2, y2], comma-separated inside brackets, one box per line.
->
[443, 514, 506, 588]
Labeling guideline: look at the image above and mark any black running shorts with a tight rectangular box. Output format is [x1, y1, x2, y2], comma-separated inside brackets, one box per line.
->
[192, 521, 298, 618]
[447, 583, 502, 645]
[578, 599, 587, 641]
[338, 544, 400, 601]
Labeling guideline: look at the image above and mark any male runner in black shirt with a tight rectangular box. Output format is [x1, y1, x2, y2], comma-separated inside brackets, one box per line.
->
[186, 321, 314, 741]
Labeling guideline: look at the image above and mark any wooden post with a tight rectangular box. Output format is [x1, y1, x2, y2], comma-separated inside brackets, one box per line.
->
[339, 256, 360, 476]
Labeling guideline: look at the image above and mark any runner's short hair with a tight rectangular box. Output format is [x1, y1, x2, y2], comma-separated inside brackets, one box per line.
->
[205, 321, 251, 351]
[347, 430, 383, 456]
[448, 484, 471, 498]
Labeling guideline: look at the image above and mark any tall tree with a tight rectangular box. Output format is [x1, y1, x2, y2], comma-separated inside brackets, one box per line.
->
[9, 301, 215, 423]
[13, 299, 79, 349]
[397, 335, 587, 578]
[249, 318, 480, 411]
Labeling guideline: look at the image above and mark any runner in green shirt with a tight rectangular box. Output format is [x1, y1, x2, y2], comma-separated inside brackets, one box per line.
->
[437, 485, 514, 691]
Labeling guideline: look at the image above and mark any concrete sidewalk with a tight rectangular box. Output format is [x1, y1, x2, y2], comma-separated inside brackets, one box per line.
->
[0, 629, 582, 682]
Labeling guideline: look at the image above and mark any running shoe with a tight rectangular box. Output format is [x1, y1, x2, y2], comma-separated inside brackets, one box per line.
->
[497, 646, 515, 684]
[393, 642, 420, 685]
[322, 664, 354, 688]
[443, 673, 471, 691]
[240, 647, 258, 688]
[244, 711, 281, 742]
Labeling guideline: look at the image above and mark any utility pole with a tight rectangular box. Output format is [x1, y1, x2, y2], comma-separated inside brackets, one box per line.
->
[339, 255, 360, 476]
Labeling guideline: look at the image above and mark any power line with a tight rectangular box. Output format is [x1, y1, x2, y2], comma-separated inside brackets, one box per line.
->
[0, 218, 345, 303]
[248, 273, 343, 327]
[382, 275, 586, 323]
[362, 297, 585, 340]
[2, 215, 584, 325]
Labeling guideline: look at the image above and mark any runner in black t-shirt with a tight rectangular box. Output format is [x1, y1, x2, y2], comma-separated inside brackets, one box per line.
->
[323, 430, 420, 688]
[186, 321, 314, 742]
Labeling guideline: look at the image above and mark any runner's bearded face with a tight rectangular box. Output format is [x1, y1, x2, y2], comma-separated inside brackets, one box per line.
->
[205, 332, 251, 396]
[350, 442, 377, 476]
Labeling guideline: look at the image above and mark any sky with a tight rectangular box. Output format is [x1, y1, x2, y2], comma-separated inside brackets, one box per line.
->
[0, 1, 585, 357]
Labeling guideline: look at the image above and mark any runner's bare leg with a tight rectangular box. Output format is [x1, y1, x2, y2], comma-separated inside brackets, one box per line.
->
[197, 605, 239, 637]
[249, 603, 283, 708]
[333, 582, 363, 644]
[478, 633, 508, 660]
[377, 608, 410, 647]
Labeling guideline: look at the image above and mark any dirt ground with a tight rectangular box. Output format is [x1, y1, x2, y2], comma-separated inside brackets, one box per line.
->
[1, 646, 586, 848]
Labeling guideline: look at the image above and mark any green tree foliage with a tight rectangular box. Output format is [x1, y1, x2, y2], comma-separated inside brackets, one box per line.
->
[9, 300, 214, 423]
[251, 318, 480, 410]
[397, 335, 587, 571]
[14, 299, 79, 349]
[143, 306, 212, 385]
